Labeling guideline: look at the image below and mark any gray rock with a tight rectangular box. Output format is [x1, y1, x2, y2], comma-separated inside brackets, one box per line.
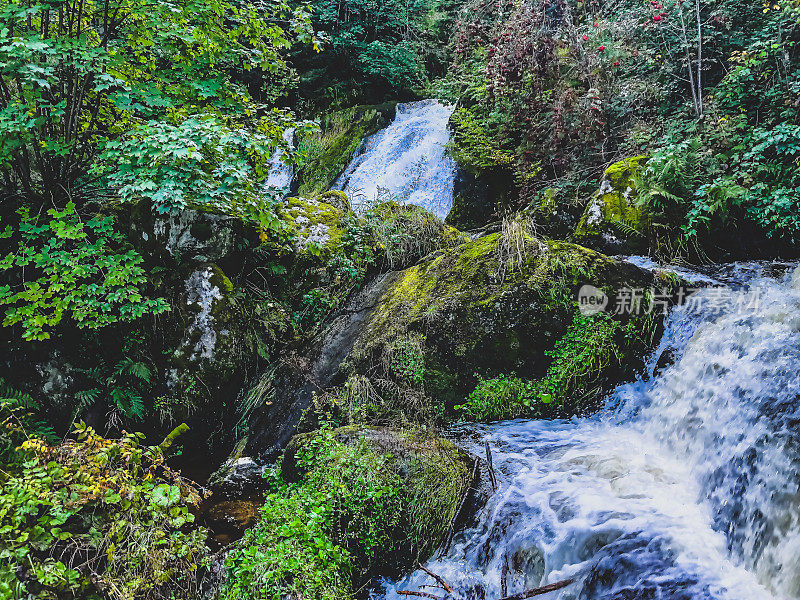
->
[152, 209, 238, 264]
[208, 456, 268, 497]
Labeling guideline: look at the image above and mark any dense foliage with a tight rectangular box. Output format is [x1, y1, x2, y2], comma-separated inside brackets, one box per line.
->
[0, 423, 206, 600]
[289, 0, 460, 110]
[444, 0, 800, 256]
[0, 203, 168, 340]
[0, 0, 798, 598]
[222, 429, 403, 600]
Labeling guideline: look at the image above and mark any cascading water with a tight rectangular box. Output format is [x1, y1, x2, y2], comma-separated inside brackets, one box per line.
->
[264, 127, 295, 197]
[334, 100, 457, 219]
[375, 262, 800, 600]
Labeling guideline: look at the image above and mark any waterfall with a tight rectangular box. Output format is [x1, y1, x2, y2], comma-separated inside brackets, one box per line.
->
[375, 262, 800, 600]
[264, 127, 295, 198]
[334, 100, 457, 219]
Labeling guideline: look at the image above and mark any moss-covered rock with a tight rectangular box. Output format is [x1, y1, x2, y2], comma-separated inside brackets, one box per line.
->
[345, 229, 666, 416]
[575, 156, 649, 254]
[242, 226, 671, 456]
[296, 103, 397, 196]
[221, 426, 475, 600]
[281, 426, 474, 571]
[283, 195, 348, 258]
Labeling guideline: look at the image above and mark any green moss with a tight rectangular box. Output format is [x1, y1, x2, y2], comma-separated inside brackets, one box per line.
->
[605, 156, 648, 189]
[346, 230, 663, 419]
[575, 156, 650, 244]
[208, 264, 234, 295]
[284, 196, 347, 257]
[281, 426, 472, 569]
[225, 427, 472, 600]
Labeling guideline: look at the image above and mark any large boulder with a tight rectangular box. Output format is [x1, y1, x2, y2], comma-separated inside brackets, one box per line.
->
[344, 230, 666, 413]
[281, 426, 476, 572]
[575, 156, 649, 254]
[219, 426, 476, 600]
[243, 225, 670, 457]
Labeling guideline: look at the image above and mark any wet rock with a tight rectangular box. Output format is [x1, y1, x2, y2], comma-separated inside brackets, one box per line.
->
[242, 273, 397, 459]
[653, 347, 677, 378]
[208, 457, 268, 497]
[511, 545, 545, 590]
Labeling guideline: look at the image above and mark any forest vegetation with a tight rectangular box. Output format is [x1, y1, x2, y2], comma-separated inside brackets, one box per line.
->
[1, 0, 799, 598]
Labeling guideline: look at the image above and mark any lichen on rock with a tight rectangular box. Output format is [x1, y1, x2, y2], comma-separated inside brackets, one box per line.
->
[283, 195, 347, 257]
[182, 266, 229, 362]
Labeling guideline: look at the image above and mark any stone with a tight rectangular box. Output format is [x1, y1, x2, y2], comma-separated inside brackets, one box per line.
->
[575, 156, 649, 254]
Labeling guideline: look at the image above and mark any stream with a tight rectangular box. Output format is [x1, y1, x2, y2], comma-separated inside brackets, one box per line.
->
[267, 99, 800, 599]
[374, 262, 800, 600]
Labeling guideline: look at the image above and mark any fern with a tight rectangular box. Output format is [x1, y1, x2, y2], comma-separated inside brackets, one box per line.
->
[0, 380, 37, 410]
[73, 351, 154, 423]
[123, 360, 152, 383]
[0, 379, 56, 461]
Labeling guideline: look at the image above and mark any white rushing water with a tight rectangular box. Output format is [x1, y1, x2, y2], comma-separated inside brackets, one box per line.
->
[334, 100, 457, 219]
[376, 263, 800, 600]
[264, 127, 295, 198]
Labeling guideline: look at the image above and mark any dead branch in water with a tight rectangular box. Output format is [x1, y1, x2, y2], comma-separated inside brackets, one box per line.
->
[439, 457, 480, 558]
[485, 440, 498, 492]
[500, 553, 509, 598]
[497, 578, 575, 600]
[417, 563, 454, 594]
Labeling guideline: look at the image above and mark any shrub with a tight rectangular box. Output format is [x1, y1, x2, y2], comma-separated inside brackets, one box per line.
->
[386, 334, 426, 386]
[0, 423, 207, 600]
[456, 374, 541, 422]
[538, 312, 634, 409]
[0, 203, 168, 341]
